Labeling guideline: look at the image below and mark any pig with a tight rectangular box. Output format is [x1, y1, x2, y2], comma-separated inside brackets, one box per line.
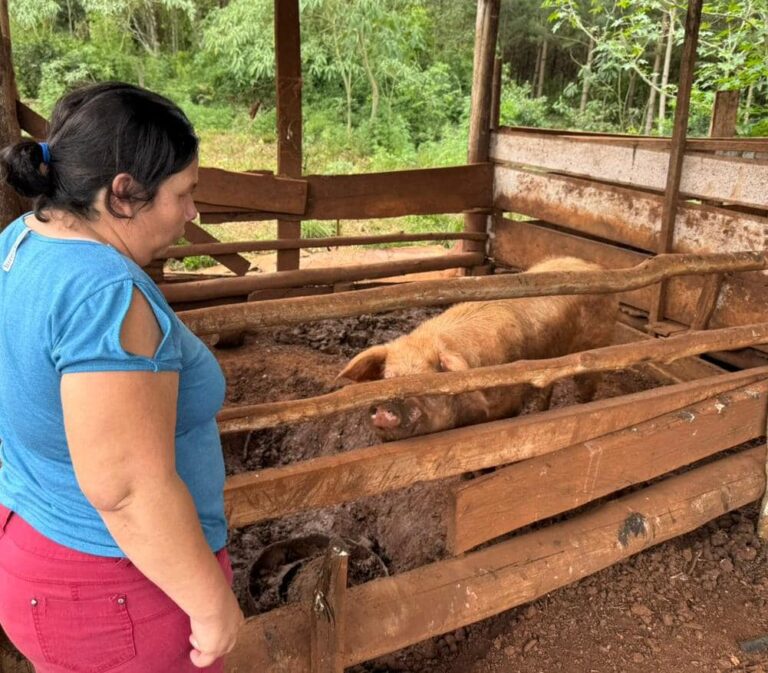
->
[337, 256, 617, 441]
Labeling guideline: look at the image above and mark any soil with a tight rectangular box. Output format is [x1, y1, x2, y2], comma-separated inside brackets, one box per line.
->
[210, 304, 768, 673]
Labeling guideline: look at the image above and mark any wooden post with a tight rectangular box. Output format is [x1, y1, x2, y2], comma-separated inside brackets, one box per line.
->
[463, 0, 500, 267]
[690, 272, 723, 330]
[709, 90, 740, 137]
[274, 0, 303, 272]
[0, 0, 24, 230]
[647, 0, 704, 326]
[310, 541, 348, 673]
[490, 56, 502, 130]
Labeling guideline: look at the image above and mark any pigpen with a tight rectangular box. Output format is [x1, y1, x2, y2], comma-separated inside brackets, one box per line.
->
[2, 0, 768, 671]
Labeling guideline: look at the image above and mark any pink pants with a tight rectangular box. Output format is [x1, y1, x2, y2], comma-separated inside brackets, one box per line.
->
[0, 504, 233, 673]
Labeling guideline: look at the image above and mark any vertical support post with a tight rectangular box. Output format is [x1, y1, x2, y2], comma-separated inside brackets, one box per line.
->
[463, 0, 500, 272]
[310, 540, 349, 673]
[0, 0, 24, 230]
[275, 0, 303, 272]
[490, 56, 502, 131]
[709, 90, 740, 138]
[690, 272, 723, 331]
[647, 0, 704, 326]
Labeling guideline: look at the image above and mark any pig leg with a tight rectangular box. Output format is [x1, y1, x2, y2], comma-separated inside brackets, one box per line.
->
[574, 372, 600, 404]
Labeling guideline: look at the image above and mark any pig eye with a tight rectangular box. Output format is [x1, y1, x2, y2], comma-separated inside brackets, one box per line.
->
[435, 360, 445, 373]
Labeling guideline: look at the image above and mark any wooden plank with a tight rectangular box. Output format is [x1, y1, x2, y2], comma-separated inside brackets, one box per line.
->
[310, 542, 348, 673]
[463, 0, 500, 259]
[490, 131, 768, 209]
[180, 250, 764, 335]
[612, 321, 724, 383]
[226, 446, 766, 671]
[161, 253, 482, 303]
[161, 232, 485, 259]
[197, 165, 493, 221]
[222, 368, 768, 527]
[491, 218, 768, 329]
[648, 0, 704, 324]
[710, 91, 741, 137]
[15, 99, 48, 139]
[495, 125, 768, 153]
[274, 0, 303, 271]
[493, 165, 768, 256]
[195, 167, 307, 215]
[183, 221, 251, 276]
[691, 272, 724, 330]
[306, 164, 493, 220]
[449, 378, 768, 553]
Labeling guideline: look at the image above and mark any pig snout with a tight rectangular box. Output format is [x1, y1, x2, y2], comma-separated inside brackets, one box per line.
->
[370, 404, 401, 429]
[369, 400, 423, 431]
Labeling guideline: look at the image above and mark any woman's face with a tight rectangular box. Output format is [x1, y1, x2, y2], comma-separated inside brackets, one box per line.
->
[128, 157, 199, 264]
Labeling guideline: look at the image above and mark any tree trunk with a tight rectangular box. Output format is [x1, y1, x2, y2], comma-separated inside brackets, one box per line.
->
[536, 39, 548, 98]
[532, 41, 542, 93]
[579, 38, 595, 115]
[658, 6, 676, 134]
[644, 12, 666, 134]
[358, 31, 379, 123]
[624, 70, 637, 127]
[744, 83, 754, 126]
[0, 0, 24, 230]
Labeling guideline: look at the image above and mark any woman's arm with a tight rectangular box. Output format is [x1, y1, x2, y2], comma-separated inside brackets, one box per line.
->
[61, 289, 242, 667]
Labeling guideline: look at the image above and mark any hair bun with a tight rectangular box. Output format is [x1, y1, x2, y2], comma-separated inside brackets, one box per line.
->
[0, 139, 53, 198]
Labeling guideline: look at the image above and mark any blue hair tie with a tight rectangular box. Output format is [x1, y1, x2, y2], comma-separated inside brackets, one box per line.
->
[39, 142, 51, 165]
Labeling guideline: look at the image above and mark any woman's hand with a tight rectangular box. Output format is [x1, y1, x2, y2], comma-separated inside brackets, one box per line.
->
[188, 588, 244, 668]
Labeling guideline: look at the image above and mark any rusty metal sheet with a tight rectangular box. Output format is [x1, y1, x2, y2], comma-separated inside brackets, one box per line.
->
[490, 131, 768, 210]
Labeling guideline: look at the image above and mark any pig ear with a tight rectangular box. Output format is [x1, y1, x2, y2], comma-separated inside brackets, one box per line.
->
[438, 349, 471, 372]
[337, 345, 389, 382]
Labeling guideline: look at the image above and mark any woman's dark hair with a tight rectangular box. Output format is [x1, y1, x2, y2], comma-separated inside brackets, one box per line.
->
[0, 82, 198, 221]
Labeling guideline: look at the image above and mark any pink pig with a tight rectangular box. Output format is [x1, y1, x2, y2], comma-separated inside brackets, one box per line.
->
[338, 256, 617, 441]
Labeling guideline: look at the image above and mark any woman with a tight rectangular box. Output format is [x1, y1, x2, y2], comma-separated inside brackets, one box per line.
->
[0, 82, 243, 672]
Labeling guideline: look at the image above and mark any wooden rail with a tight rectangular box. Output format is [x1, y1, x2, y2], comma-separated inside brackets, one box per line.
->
[179, 252, 766, 334]
[217, 322, 768, 433]
[161, 232, 484, 259]
[222, 368, 768, 528]
[225, 445, 765, 671]
[161, 253, 482, 303]
[449, 378, 768, 553]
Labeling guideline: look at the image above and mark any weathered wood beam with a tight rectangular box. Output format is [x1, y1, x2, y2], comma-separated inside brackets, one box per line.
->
[221, 368, 768, 528]
[690, 272, 723, 330]
[463, 0, 500, 260]
[196, 167, 306, 215]
[179, 251, 765, 334]
[15, 99, 48, 139]
[182, 221, 250, 277]
[494, 125, 768, 152]
[225, 446, 766, 671]
[648, 0, 704, 324]
[161, 232, 485, 259]
[710, 90, 741, 138]
[449, 378, 768, 553]
[310, 542, 348, 673]
[491, 218, 767, 330]
[493, 165, 768, 256]
[0, 0, 23, 228]
[162, 252, 482, 303]
[490, 132, 768, 209]
[274, 0, 303, 271]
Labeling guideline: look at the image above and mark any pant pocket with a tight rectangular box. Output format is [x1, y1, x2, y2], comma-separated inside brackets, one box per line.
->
[32, 593, 136, 673]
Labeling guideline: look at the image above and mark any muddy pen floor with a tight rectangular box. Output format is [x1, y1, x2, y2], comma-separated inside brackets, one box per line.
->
[212, 309, 768, 673]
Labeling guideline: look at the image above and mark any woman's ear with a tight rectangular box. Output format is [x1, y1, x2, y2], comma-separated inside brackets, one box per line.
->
[109, 173, 141, 217]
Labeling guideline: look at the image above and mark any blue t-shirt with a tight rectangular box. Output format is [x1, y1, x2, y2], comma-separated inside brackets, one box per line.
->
[0, 214, 228, 556]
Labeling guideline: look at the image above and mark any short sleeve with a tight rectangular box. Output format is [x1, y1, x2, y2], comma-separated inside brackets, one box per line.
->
[52, 279, 182, 374]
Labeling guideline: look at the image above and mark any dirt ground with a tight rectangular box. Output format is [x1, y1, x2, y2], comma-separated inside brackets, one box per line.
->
[210, 302, 768, 673]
